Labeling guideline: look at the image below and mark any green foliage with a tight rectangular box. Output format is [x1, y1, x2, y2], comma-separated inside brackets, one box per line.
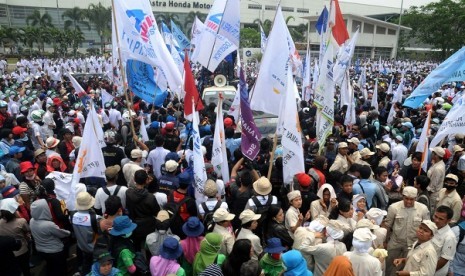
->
[62, 7, 91, 32]
[240, 27, 260, 48]
[184, 11, 207, 35]
[26, 10, 54, 28]
[401, 0, 465, 59]
[85, 3, 111, 53]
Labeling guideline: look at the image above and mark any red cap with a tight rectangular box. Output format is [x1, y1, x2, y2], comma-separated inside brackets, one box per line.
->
[74, 118, 81, 124]
[165, 122, 175, 130]
[20, 161, 34, 174]
[297, 173, 312, 187]
[12, 126, 28, 135]
[53, 98, 62, 106]
[224, 118, 233, 128]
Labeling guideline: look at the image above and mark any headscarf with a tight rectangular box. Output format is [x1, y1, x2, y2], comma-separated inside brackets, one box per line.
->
[323, 256, 354, 276]
[181, 236, 204, 264]
[317, 184, 337, 199]
[281, 250, 312, 276]
[46, 155, 67, 172]
[149, 256, 180, 276]
[90, 262, 121, 276]
[193, 233, 223, 275]
[352, 194, 366, 211]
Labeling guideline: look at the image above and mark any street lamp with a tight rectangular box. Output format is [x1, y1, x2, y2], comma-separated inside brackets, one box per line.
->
[248, 0, 264, 22]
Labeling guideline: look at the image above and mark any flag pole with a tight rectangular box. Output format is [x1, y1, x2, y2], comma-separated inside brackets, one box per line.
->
[205, 0, 230, 71]
[111, 0, 136, 141]
[266, 133, 278, 179]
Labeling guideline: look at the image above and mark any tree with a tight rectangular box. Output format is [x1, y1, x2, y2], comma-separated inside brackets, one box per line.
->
[0, 27, 20, 53]
[401, 0, 465, 59]
[18, 26, 38, 52]
[26, 10, 54, 28]
[156, 13, 182, 31]
[85, 3, 111, 54]
[253, 19, 272, 35]
[62, 7, 90, 32]
[70, 30, 85, 56]
[240, 27, 260, 48]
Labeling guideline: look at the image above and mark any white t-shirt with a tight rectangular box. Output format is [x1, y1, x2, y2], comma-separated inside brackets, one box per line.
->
[198, 199, 229, 216]
[93, 185, 128, 214]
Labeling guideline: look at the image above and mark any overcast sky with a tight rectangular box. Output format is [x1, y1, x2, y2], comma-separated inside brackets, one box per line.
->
[342, 0, 438, 8]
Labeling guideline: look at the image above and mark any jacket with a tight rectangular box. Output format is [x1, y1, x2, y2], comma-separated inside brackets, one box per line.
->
[265, 220, 294, 249]
[30, 199, 70, 253]
[72, 210, 100, 253]
[126, 187, 160, 238]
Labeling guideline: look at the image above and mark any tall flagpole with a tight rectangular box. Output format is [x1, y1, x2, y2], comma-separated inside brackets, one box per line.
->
[111, 0, 136, 139]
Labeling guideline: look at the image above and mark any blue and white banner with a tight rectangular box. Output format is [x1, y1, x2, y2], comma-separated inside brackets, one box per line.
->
[114, 0, 182, 94]
[126, 59, 167, 107]
[260, 24, 267, 54]
[171, 19, 190, 50]
[404, 46, 465, 108]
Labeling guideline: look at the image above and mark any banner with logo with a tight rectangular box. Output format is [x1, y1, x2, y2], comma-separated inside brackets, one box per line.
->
[240, 67, 261, 160]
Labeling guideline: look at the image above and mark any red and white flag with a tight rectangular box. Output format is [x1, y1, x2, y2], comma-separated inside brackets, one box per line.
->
[183, 54, 204, 121]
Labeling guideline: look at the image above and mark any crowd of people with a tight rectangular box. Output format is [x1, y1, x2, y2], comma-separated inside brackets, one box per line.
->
[0, 55, 464, 276]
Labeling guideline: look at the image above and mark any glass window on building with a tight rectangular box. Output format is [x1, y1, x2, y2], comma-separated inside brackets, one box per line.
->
[364, 23, 374, 34]
[0, 6, 7, 18]
[248, 4, 262, 10]
[354, 46, 373, 59]
[282, 7, 294, 12]
[265, 5, 276, 10]
[388, 28, 396, 35]
[352, 20, 362, 32]
[376, 26, 386, 35]
[297, 8, 309, 13]
[374, 47, 392, 59]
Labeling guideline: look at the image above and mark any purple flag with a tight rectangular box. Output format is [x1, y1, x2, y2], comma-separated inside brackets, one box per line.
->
[240, 67, 262, 160]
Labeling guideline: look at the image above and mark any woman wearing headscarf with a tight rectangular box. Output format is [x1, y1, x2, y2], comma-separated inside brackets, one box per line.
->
[343, 228, 383, 276]
[281, 250, 313, 276]
[149, 237, 186, 276]
[307, 220, 347, 276]
[323, 256, 354, 276]
[352, 194, 367, 222]
[180, 217, 204, 276]
[329, 199, 356, 236]
[46, 154, 68, 173]
[311, 184, 338, 219]
[193, 233, 226, 276]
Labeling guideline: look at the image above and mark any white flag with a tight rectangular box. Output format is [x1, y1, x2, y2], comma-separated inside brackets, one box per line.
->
[70, 101, 106, 210]
[260, 24, 267, 54]
[372, 77, 379, 111]
[344, 78, 356, 126]
[333, 29, 359, 85]
[68, 73, 85, 96]
[251, 6, 294, 115]
[113, 0, 182, 94]
[387, 78, 404, 124]
[111, 13, 123, 93]
[46, 171, 73, 211]
[302, 51, 311, 101]
[416, 110, 432, 172]
[191, 100, 207, 196]
[340, 73, 350, 107]
[191, 0, 240, 72]
[211, 96, 230, 183]
[101, 89, 115, 107]
[279, 65, 305, 184]
[139, 115, 149, 142]
[312, 61, 319, 94]
[228, 55, 241, 122]
[430, 94, 465, 147]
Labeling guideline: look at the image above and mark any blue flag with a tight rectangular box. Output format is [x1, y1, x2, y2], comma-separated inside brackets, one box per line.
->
[316, 6, 328, 35]
[404, 46, 465, 108]
[126, 59, 167, 107]
[170, 20, 190, 50]
[161, 22, 185, 60]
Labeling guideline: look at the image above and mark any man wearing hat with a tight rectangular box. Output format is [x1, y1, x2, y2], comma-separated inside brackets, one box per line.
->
[285, 190, 310, 239]
[347, 137, 362, 164]
[393, 220, 438, 276]
[94, 165, 127, 215]
[436, 173, 462, 223]
[357, 148, 375, 167]
[149, 237, 185, 276]
[198, 179, 228, 219]
[108, 216, 139, 275]
[72, 191, 101, 275]
[123, 149, 145, 188]
[245, 176, 278, 212]
[158, 160, 180, 196]
[427, 146, 446, 213]
[5, 145, 25, 181]
[212, 208, 236, 255]
[296, 172, 318, 217]
[91, 249, 120, 276]
[392, 135, 408, 168]
[329, 142, 351, 174]
[431, 206, 457, 276]
[376, 142, 391, 168]
[344, 228, 382, 276]
[384, 186, 430, 276]
[146, 135, 170, 180]
[42, 102, 56, 139]
[237, 209, 263, 260]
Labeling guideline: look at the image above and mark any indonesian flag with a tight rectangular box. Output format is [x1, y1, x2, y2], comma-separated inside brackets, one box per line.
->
[183, 54, 204, 120]
[329, 0, 349, 46]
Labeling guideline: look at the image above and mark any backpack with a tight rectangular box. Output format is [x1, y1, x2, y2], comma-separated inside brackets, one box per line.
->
[201, 201, 223, 233]
[252, 196, 273, 223]
[102, 185, 122, 197]
[47, 198, 69, 229]
[146, 230, 179, 256]
[70, 209, 99, 243]
[110, 236, 150, 276]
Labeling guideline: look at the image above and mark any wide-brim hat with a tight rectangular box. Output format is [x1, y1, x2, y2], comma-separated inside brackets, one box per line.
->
[253, 176, 272, 196]
[109, 215, 137, 236]
[264, 237, 286, 253]
[75, 191, 96, 211]
[182, 217, 205, 237]
[46, 137, 60, 149]
[160, 237, 183, 260]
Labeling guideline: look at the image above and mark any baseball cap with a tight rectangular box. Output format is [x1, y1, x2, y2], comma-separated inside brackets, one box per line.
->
[12, 126, 28, 136]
